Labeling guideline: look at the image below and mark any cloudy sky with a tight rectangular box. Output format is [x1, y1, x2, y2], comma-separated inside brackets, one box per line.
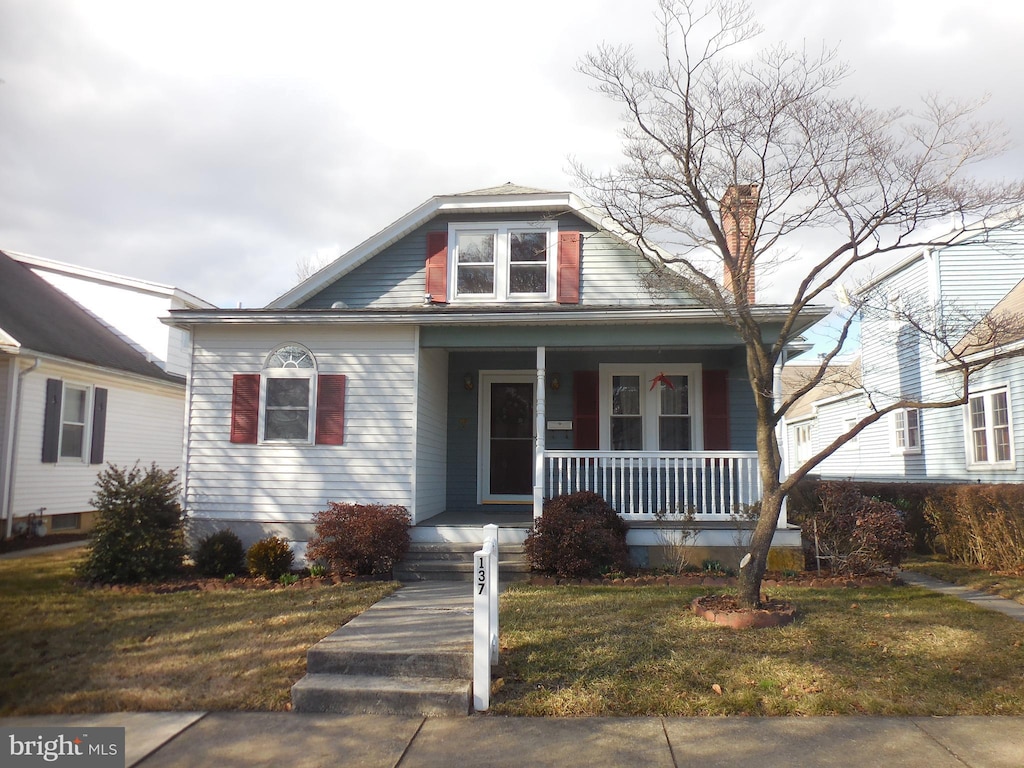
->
[2, 0, 1023, 309]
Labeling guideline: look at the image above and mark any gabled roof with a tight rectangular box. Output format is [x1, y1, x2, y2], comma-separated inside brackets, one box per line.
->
[267, 183, 641, 309]
[783, 357, 863, 420]
[0, 250, 183, 383]
[948, 276, 1024, 358]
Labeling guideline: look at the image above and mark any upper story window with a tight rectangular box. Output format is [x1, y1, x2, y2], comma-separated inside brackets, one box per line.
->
[449, 221, 559, 302]
[261, 344, 317, 443]
[966, 387, 1013, 467]
[890, 408, 921, 454]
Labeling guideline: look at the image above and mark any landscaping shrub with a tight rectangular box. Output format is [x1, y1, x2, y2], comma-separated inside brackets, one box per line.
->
[803, 481, 911, 575]
[246, 536, 294, 580]
[305, 503, 410, 576]
[193, 529, 245, 577]
[924, 484, 1024, 571]
[78, 463, 187, 584]
[524, 491, 630, 579]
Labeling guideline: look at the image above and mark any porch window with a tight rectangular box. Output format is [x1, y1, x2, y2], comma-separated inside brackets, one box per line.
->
[600, 365, 701, 451]
[890, 408, 921, 454]
[449, 221, 558, 302]
[966, 387, 1013, 467]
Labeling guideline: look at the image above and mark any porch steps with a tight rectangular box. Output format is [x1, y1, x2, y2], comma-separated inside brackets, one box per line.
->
[291, 583, 474, 717]
[395, 541, 531, 582]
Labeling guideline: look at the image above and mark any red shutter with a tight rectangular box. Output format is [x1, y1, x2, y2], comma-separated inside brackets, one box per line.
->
[315, 374, 347, 445]
[230, 374, 260, 444]
[573, 370, 600, 449]
[702, 369, 730, 450]
[425, 231, 448, 304]
[557, 231, 581, 304]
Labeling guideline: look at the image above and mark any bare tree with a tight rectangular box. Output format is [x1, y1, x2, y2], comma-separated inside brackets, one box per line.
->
[575, 0, 1024, 608]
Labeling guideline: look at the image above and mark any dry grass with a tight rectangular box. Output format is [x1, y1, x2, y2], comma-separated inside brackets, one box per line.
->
[0, 549, 397, 715]
[492, 583, 1024, 716]
[903, 555, 1024, 605]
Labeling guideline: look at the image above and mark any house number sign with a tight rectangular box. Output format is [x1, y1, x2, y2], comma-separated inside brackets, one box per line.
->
[477, 555, 487, 595]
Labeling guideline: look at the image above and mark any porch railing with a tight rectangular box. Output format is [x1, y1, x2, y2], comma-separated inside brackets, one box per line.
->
[543, 451, 762, 520]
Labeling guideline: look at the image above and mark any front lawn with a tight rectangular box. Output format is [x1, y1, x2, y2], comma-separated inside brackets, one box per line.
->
[492, 583, 1024, 716]
[0, 550, 397, 715]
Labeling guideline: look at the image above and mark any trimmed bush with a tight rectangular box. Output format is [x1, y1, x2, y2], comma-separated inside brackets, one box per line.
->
[924, 484, 1024, 570]
[525, 491, 630, 579]
[246, 536, 294, 580]
[306, 503, 411, 576]
[78, 463, 186, 584]
[803, 481, 911, 575]
[194, 529, 245, 577]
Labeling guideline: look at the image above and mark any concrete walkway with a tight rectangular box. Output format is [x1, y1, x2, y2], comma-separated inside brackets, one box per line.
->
[900, 571, 1024, 623]
[2, 712, 1024, 767]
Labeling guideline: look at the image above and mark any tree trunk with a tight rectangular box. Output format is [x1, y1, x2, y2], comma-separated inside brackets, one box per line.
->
[738, 488, 784, 608]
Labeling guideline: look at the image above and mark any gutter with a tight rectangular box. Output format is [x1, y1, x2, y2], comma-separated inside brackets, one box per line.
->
[3, 356, 39, 540]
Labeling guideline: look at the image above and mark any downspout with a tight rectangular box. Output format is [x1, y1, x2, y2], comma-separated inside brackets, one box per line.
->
[3, 356, 40, 540]
[534, 346, 546, 520]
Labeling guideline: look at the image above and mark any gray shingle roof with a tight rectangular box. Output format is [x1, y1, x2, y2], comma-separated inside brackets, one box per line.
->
[0, 250, 182, 383]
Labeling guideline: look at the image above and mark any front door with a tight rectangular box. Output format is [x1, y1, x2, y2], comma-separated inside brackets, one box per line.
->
[480, 372, 534, 502]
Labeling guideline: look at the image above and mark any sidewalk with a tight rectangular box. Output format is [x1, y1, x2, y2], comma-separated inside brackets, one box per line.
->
[2, 712, 1023, 767]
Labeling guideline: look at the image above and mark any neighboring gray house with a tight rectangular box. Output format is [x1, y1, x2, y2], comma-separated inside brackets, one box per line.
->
[0, 251, 197, 538]
[167, 184, 827, 565]
[783, 219, 1024, 484]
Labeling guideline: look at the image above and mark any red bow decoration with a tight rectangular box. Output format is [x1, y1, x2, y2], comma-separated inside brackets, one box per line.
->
[650, 373, 675, 391]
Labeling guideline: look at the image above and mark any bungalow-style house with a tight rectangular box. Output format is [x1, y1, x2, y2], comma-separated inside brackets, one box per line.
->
[0, 250, 212, 539]
[783, 219, 1024, 483]
[168, 184, 827, 566]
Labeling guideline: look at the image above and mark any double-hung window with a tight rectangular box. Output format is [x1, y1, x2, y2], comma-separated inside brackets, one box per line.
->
[601, 365, 701, 451]
[260, 345, 316, 443]
[449, 221, 558, 302]
[966, 387, 1013, 467]
[890, 408, 921, 454]
[41, 379, 108, 464]
[60, 384, 89, 459]
[794, 422, 813, 463]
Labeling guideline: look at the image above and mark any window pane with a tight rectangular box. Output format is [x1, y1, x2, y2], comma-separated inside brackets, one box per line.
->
[994, 426, 1011, 462]
[970, 397, 986, 430]
[457, 265, 494, 294]
[60, 424, 84, 458]
[973, 430, 989, 463]
[510, 231, 547, 262]
[457, 233, 494, 264]
[659, 376, 688, 415]
[64, 388, 86, 423]
[612, 376, 641, 415]
[265, 410, 309, 440]
[266, 378, 309, 408]
[659, 416, 691, 450]
[509, 264, 546, 294]
[611, 417, 642, 450]
[992, 392, 1009, 427]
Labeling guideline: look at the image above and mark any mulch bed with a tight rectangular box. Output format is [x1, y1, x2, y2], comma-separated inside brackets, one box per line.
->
[690, 593, 798, 629]
[527, 571, 901, 588]
[76, 571, 393, 594]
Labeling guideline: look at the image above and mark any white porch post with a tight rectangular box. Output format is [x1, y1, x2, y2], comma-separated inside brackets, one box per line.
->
[534, 346, 546, 520]
[773, 356, 788, 528]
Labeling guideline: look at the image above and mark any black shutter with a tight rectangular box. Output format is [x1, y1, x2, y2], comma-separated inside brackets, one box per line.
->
[41, 378, 62, 463]
[90, 387, 108, 464]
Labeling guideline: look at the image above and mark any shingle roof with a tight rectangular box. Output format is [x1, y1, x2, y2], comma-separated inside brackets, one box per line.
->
[453, 183, 558, 196]
[783, 358, 862, 420]
[0, 250, 183, 383]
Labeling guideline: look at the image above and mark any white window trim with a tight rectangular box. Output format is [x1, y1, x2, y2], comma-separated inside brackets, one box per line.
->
[889, 408, 921, 455]
[58, 381, 93, 463]
[259, 345, 318, 445]
[598, 364, 703, 451]
[448, 220, 559, 303]
[794, 422, 813, 464]
[964, 385, 1015, 470]
[843, 417, 859, 447]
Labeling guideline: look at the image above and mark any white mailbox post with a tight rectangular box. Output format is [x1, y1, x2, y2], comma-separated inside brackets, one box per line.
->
[473, 523, 500, 711]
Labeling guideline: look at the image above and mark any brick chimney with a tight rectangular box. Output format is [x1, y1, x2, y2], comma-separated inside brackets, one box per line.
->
[720, 184, 759, 305]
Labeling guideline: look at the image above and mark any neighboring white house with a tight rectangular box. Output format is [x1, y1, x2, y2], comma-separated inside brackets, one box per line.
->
[167, 183, 827, 566]
[0, 250, 211, 538]
[5, 251, 214, 377]
[783, 219, 1024, 484]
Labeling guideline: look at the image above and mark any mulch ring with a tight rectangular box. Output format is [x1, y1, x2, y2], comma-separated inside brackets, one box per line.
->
[527, 572, 901, 588]
[691, 593, 797, 629]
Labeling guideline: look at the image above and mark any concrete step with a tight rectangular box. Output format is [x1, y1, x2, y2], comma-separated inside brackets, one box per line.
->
[291, 673, 470, 716]
[306, 647, 473, 678]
